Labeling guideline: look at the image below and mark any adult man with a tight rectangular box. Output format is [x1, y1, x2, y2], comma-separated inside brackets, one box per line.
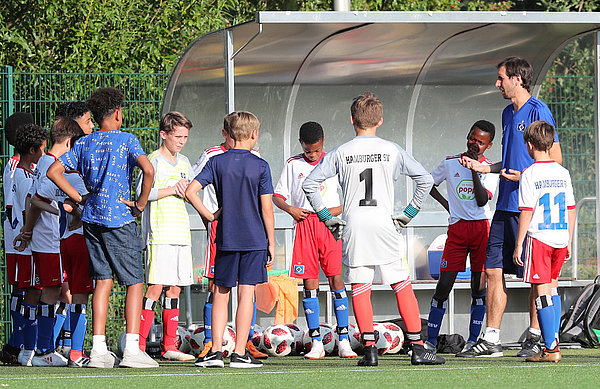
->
[459, 57, 562, 358]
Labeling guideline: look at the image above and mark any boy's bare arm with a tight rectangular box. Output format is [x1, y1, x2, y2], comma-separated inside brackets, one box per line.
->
[135, 155, 154, 210]
[328, 205, 342, 217]
[429, 186, 449, 212]
[549, 142, 563, 165]
[185, 179, 216, 222]
[261, 193, 275, 267]
[47, 160, 81, 203]
[30, 195, 60, 215]
[513, 210, 533, 266]
[567, 207, 576, 259]
[471, 170, 489, 207]
[272, 195, 310, 222]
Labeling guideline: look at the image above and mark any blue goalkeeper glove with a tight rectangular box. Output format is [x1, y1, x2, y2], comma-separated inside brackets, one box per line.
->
[316, 208, 346, 241]
[392, 204, 420, 233]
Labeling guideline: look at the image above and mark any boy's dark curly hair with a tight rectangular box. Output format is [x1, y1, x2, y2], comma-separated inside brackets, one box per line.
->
[14, 123, 47, 155]
[51, 117, 84, 145]
[55, 101, 90, 120]
[3, 112, 34, 146]
[86, 88, 124, 125]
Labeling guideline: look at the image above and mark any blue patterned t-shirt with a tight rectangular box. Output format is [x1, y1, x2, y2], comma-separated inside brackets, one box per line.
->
[59, 130, 145, 227]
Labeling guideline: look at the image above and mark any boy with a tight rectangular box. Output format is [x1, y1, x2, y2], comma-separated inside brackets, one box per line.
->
[18, 117, 87, 366]
[1, 112, 33, 365]
[273, 121, 356, 359]
[186, 111, 274, 369]
[190, 127, 267, 359]
[302, 92, 444, 366]
[46, 87, 158, 368]
[55, 101, 95, 134]
[426, 120, 498, 354]
[513, 121, 575, 363]
[11, 123, 47, 366]
[137, 112, 195, 361]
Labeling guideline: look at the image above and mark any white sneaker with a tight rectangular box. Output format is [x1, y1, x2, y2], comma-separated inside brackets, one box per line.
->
[304, 340, 325, 359]
[120, 349, 159, 368]
[162, 350, 195, 361]
[338, 338, 357, 358]
[18, 349, 34, 366]
[56, 345, 71, 359]
[88, 349, 120, 368]
[32, 350, 68, 367]
[458, 340, 477, 354]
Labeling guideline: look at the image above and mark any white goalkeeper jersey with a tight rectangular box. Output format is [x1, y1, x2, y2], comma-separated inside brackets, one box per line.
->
[274, 152, 341, 216]
[518, 160, 575, 248]
[303, 136, 433, 266]
[431, 155, 498, 225]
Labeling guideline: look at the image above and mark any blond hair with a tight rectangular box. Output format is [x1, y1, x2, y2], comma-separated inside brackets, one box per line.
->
[351, 92, 383, 129]
[224, 111, 260, 141]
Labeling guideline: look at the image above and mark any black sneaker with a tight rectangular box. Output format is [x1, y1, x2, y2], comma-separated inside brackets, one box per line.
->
[455, 338, 503, 358]
[517, 336, 541, 358]
[357, 345, 378, 366]
[411, 344, 446, 365]
[194, 350, 224, 368]
[229, 351, 263, 369]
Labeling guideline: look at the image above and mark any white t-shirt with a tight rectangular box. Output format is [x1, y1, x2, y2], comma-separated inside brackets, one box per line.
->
[11, 165, 34, 256]
[274, 152, 341, 217]
[29, 154, 60, 253]
[431, 155, 498, 225]
[518, 160, 576, 248]
[3, 156, 20, 254]
[303, 136, 433, 267]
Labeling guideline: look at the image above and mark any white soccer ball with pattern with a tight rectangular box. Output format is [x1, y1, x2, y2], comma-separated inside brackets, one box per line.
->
[348, 323, 363, 353]
[222, 325, 237, 357]
[302, 323, 337, 356]
[176, 326, 192, 354]
[285, 323, 305, 355]
[188, 326, 206, 356]
[374, 322, 403, 355]
[380, 322, 404, 354]
[251, 324, 265, 351]
[263, 324, 295, 356]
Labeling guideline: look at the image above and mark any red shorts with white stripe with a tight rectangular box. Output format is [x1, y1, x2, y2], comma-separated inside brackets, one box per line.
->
[290, 213, 342, 279]
[32, 251, 63, 287]
[6, 253, 18, 285]
[203, 220, 217, 279]
[441, 219, 490, 272]
[523, 235, 568, 284]
[17, 254, 41, 289]
[61, 234, 94, 294]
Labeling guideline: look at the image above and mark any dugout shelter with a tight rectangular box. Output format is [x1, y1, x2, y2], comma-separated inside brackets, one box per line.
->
[162, 11, 600, 343]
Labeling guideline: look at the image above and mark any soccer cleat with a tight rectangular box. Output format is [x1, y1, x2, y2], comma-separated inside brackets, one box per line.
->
[195, 350, 224, 368]
[424, 341, 436, 352]
[456, 340, 477, 356]
[525, 348, 561, 363]
[1, 344, 21, 365]
[120, 349, 160, 368]
[229, 351, 263, 369]
[455, 338, 503, 358]
[32, 350, 69, 367]
[56, 345, 71, 359]
[162, 349, 195, 361]
[18, 349, 35, 366]
[68, 356, 90, 368]
[245, 340, 268, 359]
[88, 350, 120, 368]
[198, 340, 213, 358]
[338, 339, 357, 358]
[411, 344, 446, 365]
[304, 340, 325, 359]
[517, 336, 541, 358]
[357, 345, 378, 366]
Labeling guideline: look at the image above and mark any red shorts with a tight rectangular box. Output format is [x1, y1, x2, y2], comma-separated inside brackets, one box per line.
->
[441, 219, 490, 273]
[523, 235, 567, 284]
[290, 213, 342, 279]
[32, 251, 63, 287]
[61, 234, 94, 294]
[203, 220, 217, 279]
[17, 254, 41, 289]
[6, 253, 18, 285]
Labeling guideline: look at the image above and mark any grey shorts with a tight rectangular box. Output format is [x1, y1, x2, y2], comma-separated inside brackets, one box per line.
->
[83, 221, 144, 286]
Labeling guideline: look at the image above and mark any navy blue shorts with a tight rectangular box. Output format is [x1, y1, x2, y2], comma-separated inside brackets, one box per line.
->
[83, 221, 144, 286]
[214, 250, 268, 288]
[485, 210, 524, 277]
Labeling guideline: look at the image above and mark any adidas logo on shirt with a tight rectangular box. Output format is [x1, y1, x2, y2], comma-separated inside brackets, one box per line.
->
[454, 172, 460, 177]
[298, 173, 304, 179]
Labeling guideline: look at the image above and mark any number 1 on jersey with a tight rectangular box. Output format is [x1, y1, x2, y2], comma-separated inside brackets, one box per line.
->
[359, 168, 377, 206]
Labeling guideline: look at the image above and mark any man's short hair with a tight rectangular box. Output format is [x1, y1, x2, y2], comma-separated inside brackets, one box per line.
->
[86, 88, 124, 125]
[223, 111, 260, 141]
[4, 112, 34, 146]
[523, 120, 555, 152]
[351, 92, 383, 130]
[299, 121, 324, 144]
[14, 123, 47, 155]
[55, 102, 90, 120]
[160, 112, 192, 134]
[497, 56, 533, 93]
[50, 117, 85, 145]
[470, 120, 495, 142]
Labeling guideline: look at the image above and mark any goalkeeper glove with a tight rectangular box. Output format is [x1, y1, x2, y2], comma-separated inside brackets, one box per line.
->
[392, 204, 420, 233]
[316, 208, 346, 241]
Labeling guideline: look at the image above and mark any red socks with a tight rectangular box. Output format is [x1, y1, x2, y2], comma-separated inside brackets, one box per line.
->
[351, 283, 375, 346]
[139, 297, 157, 352]
[162, 308, 179, 351]
[392, 279, 423, 346]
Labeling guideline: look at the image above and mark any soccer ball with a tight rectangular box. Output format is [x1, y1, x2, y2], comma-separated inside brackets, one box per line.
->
[176, 326, 192, 354]
[285, 323, 305, 355]
[302, 323, 337, 356]
[379, 322, 404, 354]
[373, 322, 404, 355]
[188, 325, 236, 357]
[348, 323, 363, 353]
[221, 325, 236, 357]
[251, 324, 265, 351]
[263, 324, 295, 357]
[188, 326, 206, 356]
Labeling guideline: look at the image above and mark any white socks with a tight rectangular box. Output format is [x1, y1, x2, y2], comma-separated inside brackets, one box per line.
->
[482, 327, 500, 344]
[92, 335, 108, 354]
[125, 333, 141, 355]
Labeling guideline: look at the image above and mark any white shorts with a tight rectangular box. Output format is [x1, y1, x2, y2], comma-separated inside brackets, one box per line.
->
[344, 258, 409, 285]
[146, 244, 193, 286]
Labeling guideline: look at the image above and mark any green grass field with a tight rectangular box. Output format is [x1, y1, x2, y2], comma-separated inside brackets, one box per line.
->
[2, 349, 600, 388]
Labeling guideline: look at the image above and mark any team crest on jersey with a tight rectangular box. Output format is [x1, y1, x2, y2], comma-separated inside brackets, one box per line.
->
[181, 172, 187, 179]
[294, 265, 305, 274]
[517, 121, 526, 132]
[440, 260, 447, 268]
[455, 179, 475, 201]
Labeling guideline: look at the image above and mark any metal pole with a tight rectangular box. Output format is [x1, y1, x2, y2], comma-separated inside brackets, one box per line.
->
[333, 0, 351, 12]
[184, 285, 193, 328]
[224, 29, 235, 115]
[596, 32, 600, 276]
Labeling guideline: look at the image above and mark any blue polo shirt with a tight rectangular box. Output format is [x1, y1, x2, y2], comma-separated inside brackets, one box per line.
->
[194, 148, 273, 251]
[497, 96, 558, 212]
